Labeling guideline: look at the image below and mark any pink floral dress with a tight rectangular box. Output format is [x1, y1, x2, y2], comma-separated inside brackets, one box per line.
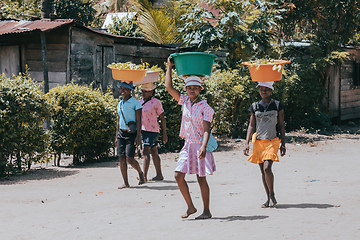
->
[175, 94, 216, 177]
[140, 97, 164, 133]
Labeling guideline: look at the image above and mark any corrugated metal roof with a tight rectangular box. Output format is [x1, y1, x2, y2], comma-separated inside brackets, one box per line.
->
[0, 19, 76, 35]
[0, 18, 182, 48]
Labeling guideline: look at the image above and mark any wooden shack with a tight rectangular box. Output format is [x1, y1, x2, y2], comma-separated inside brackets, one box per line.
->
[328, 46, 360, 121]
[0, 18, 179, 96]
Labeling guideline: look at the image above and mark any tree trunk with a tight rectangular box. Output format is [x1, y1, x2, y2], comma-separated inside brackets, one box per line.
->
[41, 0, 53, 18]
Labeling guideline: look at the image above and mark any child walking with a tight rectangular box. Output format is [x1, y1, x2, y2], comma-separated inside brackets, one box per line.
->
[165, 56, 216, 219]
[115, 82, 145, 189]
[140, 82, 168, 181]
[243, 81, 286, 207]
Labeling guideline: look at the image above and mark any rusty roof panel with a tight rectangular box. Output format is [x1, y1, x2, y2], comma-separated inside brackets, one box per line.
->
[0, 18, 179, 48]
[0, 19, 76, 35]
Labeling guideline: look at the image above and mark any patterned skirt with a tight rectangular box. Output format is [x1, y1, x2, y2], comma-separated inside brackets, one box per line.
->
[175, 142, 216, 177]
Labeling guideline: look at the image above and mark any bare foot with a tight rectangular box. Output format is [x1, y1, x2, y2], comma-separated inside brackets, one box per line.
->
[269, 195, 277, 207]
[261, 199, 270, 208]
[195, 211, 212, 220]
[181, 208, 197, 218]
[151, 175, 164, 181]
[138, 173, 145, 185]
[137, 176, 148, 182]
[118, 184, 129, 189]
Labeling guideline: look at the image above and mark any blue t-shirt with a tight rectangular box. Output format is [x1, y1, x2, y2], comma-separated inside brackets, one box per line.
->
[117, 97, 142, 130]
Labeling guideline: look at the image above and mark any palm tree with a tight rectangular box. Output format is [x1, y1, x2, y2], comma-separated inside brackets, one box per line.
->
[129, 0, 182, 44]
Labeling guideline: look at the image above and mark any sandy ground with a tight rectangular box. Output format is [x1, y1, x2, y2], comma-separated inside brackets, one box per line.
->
[1, 130, 360, 240]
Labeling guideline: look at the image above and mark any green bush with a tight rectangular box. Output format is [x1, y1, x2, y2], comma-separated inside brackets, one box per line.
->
[203, 69, 259, 138]
[135, 66, 258, 148]
[278, 47, 332, 131]
[131, 68, 184, 152]
[116, 59, 333, 152]
[46, 83, 117, 164]
[0, 72, 51, 176]
[155, 69, 184, 151]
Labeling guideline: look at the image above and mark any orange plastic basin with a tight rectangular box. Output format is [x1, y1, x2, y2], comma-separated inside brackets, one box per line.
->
[111, 68, 147, 82]
[133, 71, 160, 85]
[241, 60, 291, 82]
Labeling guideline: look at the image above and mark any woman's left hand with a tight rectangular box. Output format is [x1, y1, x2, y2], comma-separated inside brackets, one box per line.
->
[135, 135, 141, 147]
[162, 134, 168, 144]
[198, 145, 206, 159]
[280, 145, 286, 156]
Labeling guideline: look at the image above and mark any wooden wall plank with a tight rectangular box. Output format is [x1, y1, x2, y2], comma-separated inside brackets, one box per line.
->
[341, 78, 353, 91]
[26, 49, 67, 61]
[114, 44, 174, 59]
[70, 54, 93, 66]
[341, 94, 360, 103]
[341, 106, 360, 114]
[27, 60, 67, 71]
[340, 106, 360, 120]
[29, 71, 66, 84]
[71, 43, 94, 54]
[0, 45, 20, 77]
[340, 70, 353, 79]
[47, 50, 68, 62]
[341, 101, 360, 108]
[341, 88, 360, 97]
[328, 65, 340, 112]
[47, 44, 68, 50]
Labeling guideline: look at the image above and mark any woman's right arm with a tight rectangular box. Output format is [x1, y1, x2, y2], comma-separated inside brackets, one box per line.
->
[278, 109, 286, 156]
[243, 112, 255, 156]
[165, 56, 180, 102]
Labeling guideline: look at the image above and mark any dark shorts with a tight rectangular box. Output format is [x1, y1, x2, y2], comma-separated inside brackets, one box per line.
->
[141, 130, 159, 148]
[117, 129, 136, 158]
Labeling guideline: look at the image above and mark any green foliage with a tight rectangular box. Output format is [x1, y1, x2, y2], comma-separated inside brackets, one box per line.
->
[154, 69, 185, 151]
[272, 46, 333, 131]
[130, 67, 184, 152]
[106, 13, 143, 38]
[0, 72, 51, 176]
[280, 0, 360, 47]
[0, 0, 98, 26]
[108, 61, 152, 70]
[107, 0, 183, 44]
[0, 0, 41, 19]
[53, 0, 96, 26]
[203, 69, 258, 137]
[247, 59, 286, 73]
[129, 0, 182, 44]
[177, 0, 285, 67]
[278, 0, 359, 85]
[46, 82, 117, 164]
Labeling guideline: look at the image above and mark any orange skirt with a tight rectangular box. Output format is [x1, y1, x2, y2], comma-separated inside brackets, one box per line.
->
[248, 137, 280, 164]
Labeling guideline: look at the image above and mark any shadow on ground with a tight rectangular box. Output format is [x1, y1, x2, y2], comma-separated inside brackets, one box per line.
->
[132, 179, 197, 191]
[64, 160, 119, 169]
[275, 203, 336, 209]
[202, 215, 269, 222]
[0, 168, 79, 185]
[132, 185, 180, 191]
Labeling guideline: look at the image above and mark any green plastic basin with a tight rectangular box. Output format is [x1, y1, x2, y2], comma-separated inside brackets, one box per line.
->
[170, 52, 217, 77]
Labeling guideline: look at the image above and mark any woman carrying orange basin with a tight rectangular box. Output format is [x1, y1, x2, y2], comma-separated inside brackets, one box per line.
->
[243, 81, 286, 208]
